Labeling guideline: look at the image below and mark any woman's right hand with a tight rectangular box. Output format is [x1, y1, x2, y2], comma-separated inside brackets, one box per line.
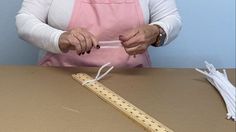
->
[59, 28, 99, 55]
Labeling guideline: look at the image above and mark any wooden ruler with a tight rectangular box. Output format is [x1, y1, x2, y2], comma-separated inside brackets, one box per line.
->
[72, 73, 173, 132]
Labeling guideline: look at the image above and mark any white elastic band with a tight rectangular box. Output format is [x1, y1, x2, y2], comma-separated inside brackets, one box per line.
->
[82, 62, 114, 85]
[196, 61, 236, 121]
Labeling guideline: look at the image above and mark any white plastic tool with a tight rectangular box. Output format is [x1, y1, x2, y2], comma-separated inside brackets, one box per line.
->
[98, 40, 123, 49]
[196, 61, 236, 121]
[98, 40, 136, 58]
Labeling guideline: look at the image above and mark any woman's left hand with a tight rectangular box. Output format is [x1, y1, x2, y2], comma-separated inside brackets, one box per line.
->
[119, 25, 160, 56]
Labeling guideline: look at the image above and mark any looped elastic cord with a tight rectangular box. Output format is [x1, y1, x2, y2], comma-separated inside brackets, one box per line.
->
[82, 62, 114, 85]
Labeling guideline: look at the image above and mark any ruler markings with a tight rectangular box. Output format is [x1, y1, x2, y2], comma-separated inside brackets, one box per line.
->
[72, 73, 173, 132]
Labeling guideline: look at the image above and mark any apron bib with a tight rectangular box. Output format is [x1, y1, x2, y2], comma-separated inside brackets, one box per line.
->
[40, 0, 151, 67]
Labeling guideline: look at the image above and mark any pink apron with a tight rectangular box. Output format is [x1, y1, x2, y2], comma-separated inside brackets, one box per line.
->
[40, 0, 151, 67]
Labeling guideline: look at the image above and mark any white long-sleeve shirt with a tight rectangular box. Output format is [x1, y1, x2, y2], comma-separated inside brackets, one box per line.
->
[16, 0, 182, 54]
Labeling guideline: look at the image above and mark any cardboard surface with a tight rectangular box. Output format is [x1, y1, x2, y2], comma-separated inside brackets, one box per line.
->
[0, 66, 235, 132]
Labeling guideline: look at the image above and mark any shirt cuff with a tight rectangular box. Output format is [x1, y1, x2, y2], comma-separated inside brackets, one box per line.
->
[150, 22, 169, 45]
[51, 30, 65, 54]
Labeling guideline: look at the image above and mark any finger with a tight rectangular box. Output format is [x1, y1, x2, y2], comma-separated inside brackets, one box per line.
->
[125, 45, 147, 55]
[68, 35, 80, 48]
[119, 29, 139, 42]
[122, 33, 143, 48]
[88, 32, 99, 48]
[71, 30, 86, 53]
[74, 34, 87, 54]
[124, 46, 137, 55]
[81, 32, 93, 53]
[68, 45, 76, 50]
[75, 44, 82, 55]
[67, 35, 82, 55]
[136, 45, 147, 54]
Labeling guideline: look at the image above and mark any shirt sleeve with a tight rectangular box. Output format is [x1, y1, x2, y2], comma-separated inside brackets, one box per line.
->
[16, 0, 64, 53]
[149, 0, 182, 45]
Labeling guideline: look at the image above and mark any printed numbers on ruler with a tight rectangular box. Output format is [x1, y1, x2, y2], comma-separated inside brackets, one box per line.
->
[72, 73, 173, 132]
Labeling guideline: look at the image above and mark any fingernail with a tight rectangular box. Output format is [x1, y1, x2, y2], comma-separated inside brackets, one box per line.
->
[96, 45, 100, 49]
[87, 50, 91, 54]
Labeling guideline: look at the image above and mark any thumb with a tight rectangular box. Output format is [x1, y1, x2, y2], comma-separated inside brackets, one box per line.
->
[119, 29, 139, 41]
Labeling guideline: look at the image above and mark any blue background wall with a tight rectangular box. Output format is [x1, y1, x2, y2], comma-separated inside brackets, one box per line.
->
[149, 0, 235, 68]
[0, 0, 39, 65]
[0, 0, 235, 68]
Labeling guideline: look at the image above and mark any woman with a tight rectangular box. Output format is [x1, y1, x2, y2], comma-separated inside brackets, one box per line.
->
[16, 0, 182, 67]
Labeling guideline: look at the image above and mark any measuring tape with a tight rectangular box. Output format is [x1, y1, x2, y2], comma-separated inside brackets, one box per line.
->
[72, 73, 173, 132]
